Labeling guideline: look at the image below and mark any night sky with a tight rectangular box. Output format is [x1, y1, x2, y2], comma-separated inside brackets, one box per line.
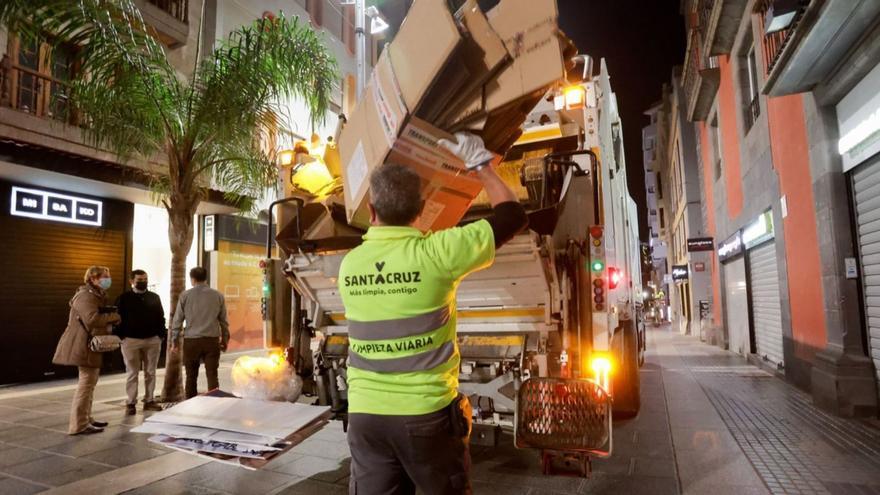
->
[558, 0, 686, 241]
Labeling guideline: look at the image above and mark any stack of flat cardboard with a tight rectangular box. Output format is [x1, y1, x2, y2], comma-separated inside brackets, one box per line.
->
[132, 393, 331, 470]
[339, 0, 573, 231]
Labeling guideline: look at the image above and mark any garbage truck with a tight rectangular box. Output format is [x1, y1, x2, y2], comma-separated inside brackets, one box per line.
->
[263, 53, 645, 476]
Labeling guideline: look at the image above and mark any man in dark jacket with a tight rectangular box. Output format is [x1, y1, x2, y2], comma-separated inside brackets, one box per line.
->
[116, 269, 166, 414]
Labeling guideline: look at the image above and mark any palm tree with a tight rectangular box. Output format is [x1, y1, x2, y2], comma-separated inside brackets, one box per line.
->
[0, 0, 338, 400]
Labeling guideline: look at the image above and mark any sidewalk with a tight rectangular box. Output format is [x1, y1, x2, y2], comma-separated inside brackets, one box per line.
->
[1, 329, 879, 494]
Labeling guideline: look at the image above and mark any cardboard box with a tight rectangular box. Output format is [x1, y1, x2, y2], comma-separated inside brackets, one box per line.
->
[338, 0, 567, 232]
[484, 0, 565, 112]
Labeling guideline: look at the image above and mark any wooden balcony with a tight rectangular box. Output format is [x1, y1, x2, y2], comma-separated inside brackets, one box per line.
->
[682, 30, 720, 122]
[702, 0, 749, 56]
[135, 0, 190, 47]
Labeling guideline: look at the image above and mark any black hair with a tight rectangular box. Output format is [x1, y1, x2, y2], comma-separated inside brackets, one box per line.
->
[189, 267, 208, 282]
[369, 163, 423, 226]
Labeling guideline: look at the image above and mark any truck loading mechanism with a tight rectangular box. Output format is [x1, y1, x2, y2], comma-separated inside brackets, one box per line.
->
[267, 56, 644, 478]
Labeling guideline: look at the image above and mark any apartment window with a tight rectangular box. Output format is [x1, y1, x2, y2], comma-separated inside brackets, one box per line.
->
[307, 0, 324, 27]
[743, 43, 761, 132]
[341, 2, 356, 54]
[711, 115, 722, 180]
[659, 208, 666, 229]
[657, 174, 663, 199]
[7, 33, 78, 123]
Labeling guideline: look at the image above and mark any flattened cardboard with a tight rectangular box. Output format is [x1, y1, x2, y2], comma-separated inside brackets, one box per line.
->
[485, 0, 564, 112]
[387, 0, 462, 114]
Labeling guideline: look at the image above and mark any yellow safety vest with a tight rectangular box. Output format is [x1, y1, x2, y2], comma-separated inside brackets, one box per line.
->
[338, 221, 495, 415]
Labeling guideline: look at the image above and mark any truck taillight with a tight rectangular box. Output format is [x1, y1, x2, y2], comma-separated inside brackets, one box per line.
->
[589, 226, 606, 311]
[608, 267, 622, 290]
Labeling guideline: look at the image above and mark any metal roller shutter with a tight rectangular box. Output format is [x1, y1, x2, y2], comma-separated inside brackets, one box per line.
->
[852, 157, 880, 392]
[749, 241, 784, 370]
[0, 214, 128, 384]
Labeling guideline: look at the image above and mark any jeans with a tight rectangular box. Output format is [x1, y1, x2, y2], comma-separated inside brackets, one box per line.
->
[183, 337, 221, 399]
[121, 336, 162, 405]
[68, 366, 100, 434]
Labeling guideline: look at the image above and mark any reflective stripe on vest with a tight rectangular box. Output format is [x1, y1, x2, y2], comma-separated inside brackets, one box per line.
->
[348, 339, 456, 372]
[348, 306, 450, 341]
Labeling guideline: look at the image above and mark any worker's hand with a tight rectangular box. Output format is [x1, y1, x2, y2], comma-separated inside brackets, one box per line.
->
[438, 132, 496, 171]
[220, 341, 228, 353]
[170, 342, 179, 353]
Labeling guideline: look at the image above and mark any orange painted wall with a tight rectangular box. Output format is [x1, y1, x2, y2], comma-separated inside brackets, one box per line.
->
[766, 95, 827, 349]
[699, 122, 723, 325]
[717, 55, 744, 219]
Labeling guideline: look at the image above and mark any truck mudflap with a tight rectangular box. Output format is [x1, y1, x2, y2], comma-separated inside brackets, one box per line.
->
[514, 377, 612, 475]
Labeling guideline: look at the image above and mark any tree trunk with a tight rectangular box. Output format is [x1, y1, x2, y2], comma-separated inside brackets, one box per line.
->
[160, 201, 196, 402]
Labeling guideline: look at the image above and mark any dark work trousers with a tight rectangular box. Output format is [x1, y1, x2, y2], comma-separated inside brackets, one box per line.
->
[183, 337, 221, 399]
[347, 397, 472, 495]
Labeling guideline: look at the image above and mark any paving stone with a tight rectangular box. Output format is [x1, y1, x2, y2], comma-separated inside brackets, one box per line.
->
[82, 444, 169, 467]
[580, 473, 679, 495]
[290, 438, 350, 460]
[120, 477, 231, 495]
[0, 476, 47, 494]
[269, 455, 349, 483]
[0, 446, 50, 469]
[170, 461, 298, 495]
[3, 454, 113, 487]
[273, 478, 348, 495]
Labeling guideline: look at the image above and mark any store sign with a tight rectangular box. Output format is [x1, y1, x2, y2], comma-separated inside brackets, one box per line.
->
[671, 264, 689, 281]
[837, 61, 880, 172]
[204, 215, 217, 252]
[718, 231, 743, 262]
[742, 210, 774, 249]
[11, 186, 102, 227]
[687, 237, 714, 252]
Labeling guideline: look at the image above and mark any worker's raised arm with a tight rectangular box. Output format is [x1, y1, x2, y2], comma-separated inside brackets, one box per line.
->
[439, 132, 528, 247]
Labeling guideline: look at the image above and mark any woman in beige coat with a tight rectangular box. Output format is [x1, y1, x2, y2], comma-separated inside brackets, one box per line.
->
[53, 266, 121, 435]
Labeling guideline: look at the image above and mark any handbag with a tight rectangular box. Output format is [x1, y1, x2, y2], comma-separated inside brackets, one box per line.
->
[77, 316, 121, 353]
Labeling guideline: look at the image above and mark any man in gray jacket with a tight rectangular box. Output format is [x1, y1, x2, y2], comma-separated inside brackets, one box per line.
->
[171, 267, 230, 399]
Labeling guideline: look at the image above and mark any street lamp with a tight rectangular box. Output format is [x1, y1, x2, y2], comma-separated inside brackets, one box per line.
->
[339, 1, 389, 96]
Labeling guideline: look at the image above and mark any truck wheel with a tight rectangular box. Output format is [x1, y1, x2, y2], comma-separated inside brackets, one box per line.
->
[612, 320, 641, 418]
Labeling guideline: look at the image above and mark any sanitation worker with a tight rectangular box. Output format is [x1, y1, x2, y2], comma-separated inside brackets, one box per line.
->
[339, 133, 528, 495]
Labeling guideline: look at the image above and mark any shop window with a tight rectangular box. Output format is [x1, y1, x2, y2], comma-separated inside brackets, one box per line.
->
[659, 208, 666, 229]
[6, 33, 78, 124]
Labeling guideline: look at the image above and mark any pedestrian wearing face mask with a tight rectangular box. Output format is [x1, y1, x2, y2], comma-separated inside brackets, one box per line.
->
[53, 266, 121, 435]
[115, 269, 166, 415]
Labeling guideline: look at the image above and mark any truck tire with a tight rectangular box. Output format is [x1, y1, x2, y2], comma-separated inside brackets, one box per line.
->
[612, 320, 641, 418]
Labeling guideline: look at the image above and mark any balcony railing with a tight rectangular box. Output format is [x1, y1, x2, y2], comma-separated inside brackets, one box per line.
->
[146, 0, 188, 24]
[756, 0, 808, 75]
[744, 96, 760, 132]
[682, 28, 721, 122]
[0, 56, 76, 125]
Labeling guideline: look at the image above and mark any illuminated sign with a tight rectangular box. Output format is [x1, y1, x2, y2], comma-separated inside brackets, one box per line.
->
[687, 237, 714, 252]
[718, 231, 743, 262]
[837, 61, 880, 172]
[742, 210, 774, 249]
[204, 215, 217, 252]
[11, 186, 102, 227]
[671, 265, 689, 281]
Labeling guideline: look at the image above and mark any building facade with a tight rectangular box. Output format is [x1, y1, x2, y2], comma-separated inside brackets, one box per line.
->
[654, 69, 714, 338]
[0, 0, 359, 383]
[642, 102, 670, 316]
[677, 0, 880, 416]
